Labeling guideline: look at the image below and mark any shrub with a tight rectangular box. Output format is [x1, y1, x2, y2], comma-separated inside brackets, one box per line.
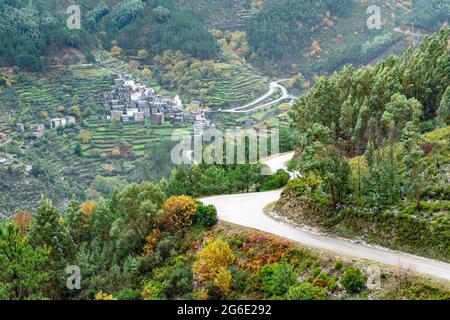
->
[341, 267, 366, 294]
[286, 282, 327, 300]
[213, 267, 233, 295]
[334, 259, 343, 270]
[260, 170, 290, 191]
[159, 196, 198, 232]
[194, 202, 218, 227]
[258, 258, 298, 297]
[115, 288, 140, 300]
[231, 267, 253, 294]
[192, 239, 235, 284]
[286, 175, 320, 197]
[141, 280, 164, 300]
[152, 257, 194, 299]
[95, 291, 117, 300]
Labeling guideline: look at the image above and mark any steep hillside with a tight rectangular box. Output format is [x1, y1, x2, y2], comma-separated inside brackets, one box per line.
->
[276, 28, 450, 261]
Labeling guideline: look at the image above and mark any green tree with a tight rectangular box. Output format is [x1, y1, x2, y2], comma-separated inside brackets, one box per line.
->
[152, 5, 171, 23]
[110, 182, 166, 256]
[74, 144, 82, 156]
[29, 197, 75, 298]
[300, 124, 350, 210]
[0, 223, 50, 300]
[65, 196, 86, 245]
[438, 86, 450, 124]
[167, 166, 190, 196]
[401, 121, 425, 211]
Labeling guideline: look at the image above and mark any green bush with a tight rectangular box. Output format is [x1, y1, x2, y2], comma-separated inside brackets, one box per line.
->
[194, 202, 218, 227]
[286, 175, 320, 197]
[141, 280, 165, 300]
[115, 288, 140, 300]
[341, 267, 366, 294]
[231, 267, 253, 294]
[260, 170, 290, 191]
[258, 259, 298, 297]
[286, 282, 327, 300]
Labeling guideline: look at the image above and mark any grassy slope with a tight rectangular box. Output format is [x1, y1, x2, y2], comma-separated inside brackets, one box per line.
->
[205, 223, 450, 299]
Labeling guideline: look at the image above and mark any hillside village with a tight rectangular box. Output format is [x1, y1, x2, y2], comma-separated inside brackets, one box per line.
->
[0, 72, 218, 172]
[103, 75, 211, 130]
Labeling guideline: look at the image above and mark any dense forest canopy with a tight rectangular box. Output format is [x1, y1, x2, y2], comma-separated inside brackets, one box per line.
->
[0, 0, 219, 70]
[78, 0, 219, 59]
[0, 0, 92, 70]
[407, 0, 450, 30]
[246, 0, 354, 60]
[291, 27, 450, 156]
[289, 27, 450, 211]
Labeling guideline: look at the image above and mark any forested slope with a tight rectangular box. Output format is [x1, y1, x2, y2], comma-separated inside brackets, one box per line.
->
[0, 0, 219, 70]
[278, 28, 450, 261]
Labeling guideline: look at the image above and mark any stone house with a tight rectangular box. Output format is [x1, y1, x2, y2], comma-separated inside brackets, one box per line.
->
[33, 124, 45, 139]
[0, 133, 8, 142]
[51, 116, 76, 128]
[134, 112, 145, 122]
[14, 123, 25, 132]
[151, 113, 165, 126]
[111, 110, 123, 119]
[51, 118, 66, 128]
[65, 116, 76, 126]
[121, 115, 129, 124]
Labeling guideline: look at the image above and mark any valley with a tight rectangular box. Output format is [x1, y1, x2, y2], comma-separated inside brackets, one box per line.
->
[0, 0, 449, 302]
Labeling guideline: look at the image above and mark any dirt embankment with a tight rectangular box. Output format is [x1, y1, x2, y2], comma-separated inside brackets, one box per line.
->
[275, 190, 450, 264]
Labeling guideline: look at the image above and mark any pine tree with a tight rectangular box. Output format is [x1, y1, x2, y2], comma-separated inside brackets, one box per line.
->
[0, 223, 50, 300]
[65, 195, 86, 245]
[438, 86, 450, 124]
[29, 197, 75, 298]
[339, 95, 355, 155]
[401, 122, 425, 211]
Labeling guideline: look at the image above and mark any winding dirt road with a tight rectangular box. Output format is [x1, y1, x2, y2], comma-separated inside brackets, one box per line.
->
[202, 153, 450, 281]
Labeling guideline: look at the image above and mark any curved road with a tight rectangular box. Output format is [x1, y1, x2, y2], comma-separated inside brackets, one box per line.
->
[222, 80, 294, 114]
[202, 153, 450, 281]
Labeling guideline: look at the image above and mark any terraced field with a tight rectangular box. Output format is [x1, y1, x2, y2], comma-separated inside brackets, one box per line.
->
[175, 0, 256, 31]
[0, 66, 113, 123]
[83, 121, 189, 157]
[206, 63, 268, 107]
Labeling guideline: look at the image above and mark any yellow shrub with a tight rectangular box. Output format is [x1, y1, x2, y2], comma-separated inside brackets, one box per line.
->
[159, 196, 197, 231]
[192, 239, 235, 284]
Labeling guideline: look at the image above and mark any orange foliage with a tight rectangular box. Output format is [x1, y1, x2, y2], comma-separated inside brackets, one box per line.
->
[80, 200, 97, 229]
[80, 200, 97, 215]
[242, 232, 293, 272]
[159, 196, 197, 232]
[142, 230, 161, 256]
[313, 279, 328, 287]
[13, 210, 32, 234]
